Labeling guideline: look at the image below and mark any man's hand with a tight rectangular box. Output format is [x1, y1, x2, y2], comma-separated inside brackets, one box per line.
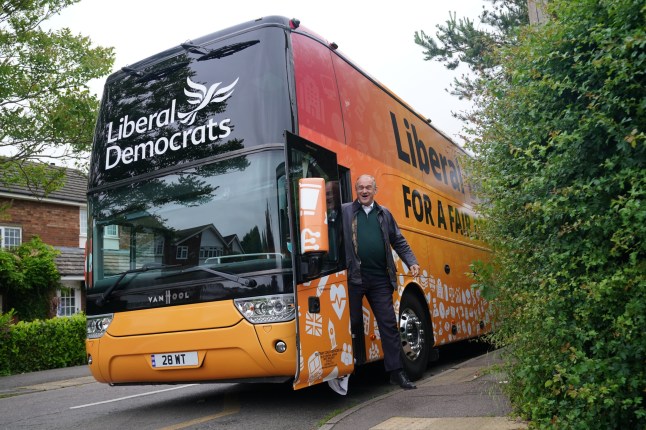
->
[410, 264, 420, 277]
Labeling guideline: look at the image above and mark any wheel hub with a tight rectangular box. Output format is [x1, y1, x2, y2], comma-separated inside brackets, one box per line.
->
[399, 308, 425, 361]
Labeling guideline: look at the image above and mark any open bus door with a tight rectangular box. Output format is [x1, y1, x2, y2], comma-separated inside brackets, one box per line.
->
[285, 132, 354, 390]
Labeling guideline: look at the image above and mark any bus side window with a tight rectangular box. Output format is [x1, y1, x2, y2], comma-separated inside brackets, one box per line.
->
[321, 166, 349, 268]
[338, 166, 352, 204]
[325, 180, 341, 263]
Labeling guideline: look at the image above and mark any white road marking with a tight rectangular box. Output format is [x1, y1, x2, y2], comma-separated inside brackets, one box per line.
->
[70, 384, 199, 409]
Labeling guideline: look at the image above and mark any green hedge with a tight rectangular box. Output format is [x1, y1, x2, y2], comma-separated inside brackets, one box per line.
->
[467, 0, 646, 428]
[0, 311, 86, 376]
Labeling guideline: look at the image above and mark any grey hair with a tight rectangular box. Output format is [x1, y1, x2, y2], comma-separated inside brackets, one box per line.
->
[355, 174, 377, 191]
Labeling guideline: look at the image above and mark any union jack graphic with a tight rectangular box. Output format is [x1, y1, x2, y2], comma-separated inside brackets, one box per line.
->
[305, 312, 323, 336]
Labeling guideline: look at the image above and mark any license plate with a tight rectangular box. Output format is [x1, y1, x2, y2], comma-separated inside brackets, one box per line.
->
[151, 351, 199, 368]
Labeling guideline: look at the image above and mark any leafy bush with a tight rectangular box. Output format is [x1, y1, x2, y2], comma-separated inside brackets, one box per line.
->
[0, 312, 86, 376]
[0, 237, 61, 320]
[0, 310, 16, 376]
[467, 0, 646, 428]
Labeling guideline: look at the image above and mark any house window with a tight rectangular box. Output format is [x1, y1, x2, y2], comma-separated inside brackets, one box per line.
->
[79, 208, 88, 248]
[200, 246, 223, 259]
[154, 236, 164, 255]
[58, 287, 77, 317]
[104, 225, 118, 237]
[176, 246, 188, 259]
[0, 226, 21, 249]
[80, 208, 87, 235]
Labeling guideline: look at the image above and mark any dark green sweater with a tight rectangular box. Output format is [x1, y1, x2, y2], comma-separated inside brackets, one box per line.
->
[357, 209, 387, 275]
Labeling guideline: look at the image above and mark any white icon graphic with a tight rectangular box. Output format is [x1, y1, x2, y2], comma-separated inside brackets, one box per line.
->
[373, 318, 381, 340]
[420, 270, 429, 289]
[299, 184, 322, 216]
[328, 319, 337, 349]
[362, 306, 370, 335]
[305, 312, 323, 336]
[307, 352, 323, 384]
[301, 228, 321, 251]
[177, 77, 239, 125]
[330, 284, 347, 320]
[341, 343, 353, 366]
[368, 343, 381, 360]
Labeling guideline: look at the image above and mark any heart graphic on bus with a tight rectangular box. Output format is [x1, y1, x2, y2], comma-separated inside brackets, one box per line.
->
[330, 284, 347, 320]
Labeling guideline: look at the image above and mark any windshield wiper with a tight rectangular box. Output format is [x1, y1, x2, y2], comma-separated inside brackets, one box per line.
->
[173, 266, 258, 288]
[192, 40, 260, 62]
[96, 263, 182, 306]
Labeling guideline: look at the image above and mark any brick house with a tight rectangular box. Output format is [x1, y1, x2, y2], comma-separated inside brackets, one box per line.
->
[0, 165, 87, 317]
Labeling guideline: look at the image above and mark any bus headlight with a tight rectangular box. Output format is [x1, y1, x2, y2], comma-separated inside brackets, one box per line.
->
[87, 314, 114, 339]
[234, 294, 295, 323]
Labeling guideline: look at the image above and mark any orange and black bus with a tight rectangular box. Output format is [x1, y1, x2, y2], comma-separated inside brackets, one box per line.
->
[85, 16, 490, 390]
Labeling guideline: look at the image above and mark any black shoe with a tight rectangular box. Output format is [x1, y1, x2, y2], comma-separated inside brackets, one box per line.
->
[389, 370, 417, 390]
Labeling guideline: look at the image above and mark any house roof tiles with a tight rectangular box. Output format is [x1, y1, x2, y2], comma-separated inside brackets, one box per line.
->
[54, 246, 85, 277]
[0, 163, 87, 204]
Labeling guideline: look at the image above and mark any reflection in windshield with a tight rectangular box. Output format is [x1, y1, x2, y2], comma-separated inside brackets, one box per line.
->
[89, 150, 290, 291]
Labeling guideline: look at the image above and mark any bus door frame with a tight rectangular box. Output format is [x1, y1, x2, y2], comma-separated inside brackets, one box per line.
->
[285, 131, 354, 390]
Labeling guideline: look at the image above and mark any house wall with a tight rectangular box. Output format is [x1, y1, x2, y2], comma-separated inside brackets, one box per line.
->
[0, 197, 80, 247]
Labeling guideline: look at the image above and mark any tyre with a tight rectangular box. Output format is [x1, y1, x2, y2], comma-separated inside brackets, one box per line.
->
[398, 293, 431, 380]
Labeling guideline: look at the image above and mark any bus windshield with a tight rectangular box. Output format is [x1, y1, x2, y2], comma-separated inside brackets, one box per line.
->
[88, 150, 291, 297]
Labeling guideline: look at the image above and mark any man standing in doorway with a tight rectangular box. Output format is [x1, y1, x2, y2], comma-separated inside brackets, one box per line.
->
[341, 174, 420, 390]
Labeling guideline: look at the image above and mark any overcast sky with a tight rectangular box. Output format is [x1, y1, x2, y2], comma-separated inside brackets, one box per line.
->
[47, 0, 484, 145]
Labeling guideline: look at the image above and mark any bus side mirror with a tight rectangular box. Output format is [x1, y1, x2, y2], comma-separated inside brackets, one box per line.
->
[298, 178, 329, 279]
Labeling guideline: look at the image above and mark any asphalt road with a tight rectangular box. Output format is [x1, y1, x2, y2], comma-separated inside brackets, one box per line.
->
[0, 340, 492, 430]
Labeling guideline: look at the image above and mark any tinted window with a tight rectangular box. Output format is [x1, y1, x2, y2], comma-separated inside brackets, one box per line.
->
[89, 150, 290, 288]
[90, 27, 292, 187]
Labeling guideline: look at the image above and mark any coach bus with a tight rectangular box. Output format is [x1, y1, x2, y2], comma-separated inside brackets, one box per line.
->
[85, 16, 490, 390]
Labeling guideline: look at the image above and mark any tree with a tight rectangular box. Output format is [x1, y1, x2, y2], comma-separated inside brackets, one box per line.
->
[414, 0, 527, 124]
[419, 0, 645, 428]
[0, 0, 114, 193]
[414, 0, 529, 92]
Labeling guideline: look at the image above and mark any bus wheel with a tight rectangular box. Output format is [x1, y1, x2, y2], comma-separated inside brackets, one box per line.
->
[398, 294, 431, 380]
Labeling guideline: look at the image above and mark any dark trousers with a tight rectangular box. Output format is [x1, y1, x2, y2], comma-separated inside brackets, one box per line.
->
[349, 271, 402, 372]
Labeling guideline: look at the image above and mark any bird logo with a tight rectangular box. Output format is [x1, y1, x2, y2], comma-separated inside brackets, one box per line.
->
[177, 77, 239, 125]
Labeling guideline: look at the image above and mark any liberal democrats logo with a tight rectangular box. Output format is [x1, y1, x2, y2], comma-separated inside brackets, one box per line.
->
[103, 76, 240, 171]
[178, 77, 239, 125]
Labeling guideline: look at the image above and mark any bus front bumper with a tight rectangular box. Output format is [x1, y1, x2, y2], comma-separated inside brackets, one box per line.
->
[86, 319, 296, 384]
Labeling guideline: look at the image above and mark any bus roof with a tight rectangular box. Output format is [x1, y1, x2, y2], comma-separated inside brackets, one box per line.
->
[106, 15, 465, 154]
